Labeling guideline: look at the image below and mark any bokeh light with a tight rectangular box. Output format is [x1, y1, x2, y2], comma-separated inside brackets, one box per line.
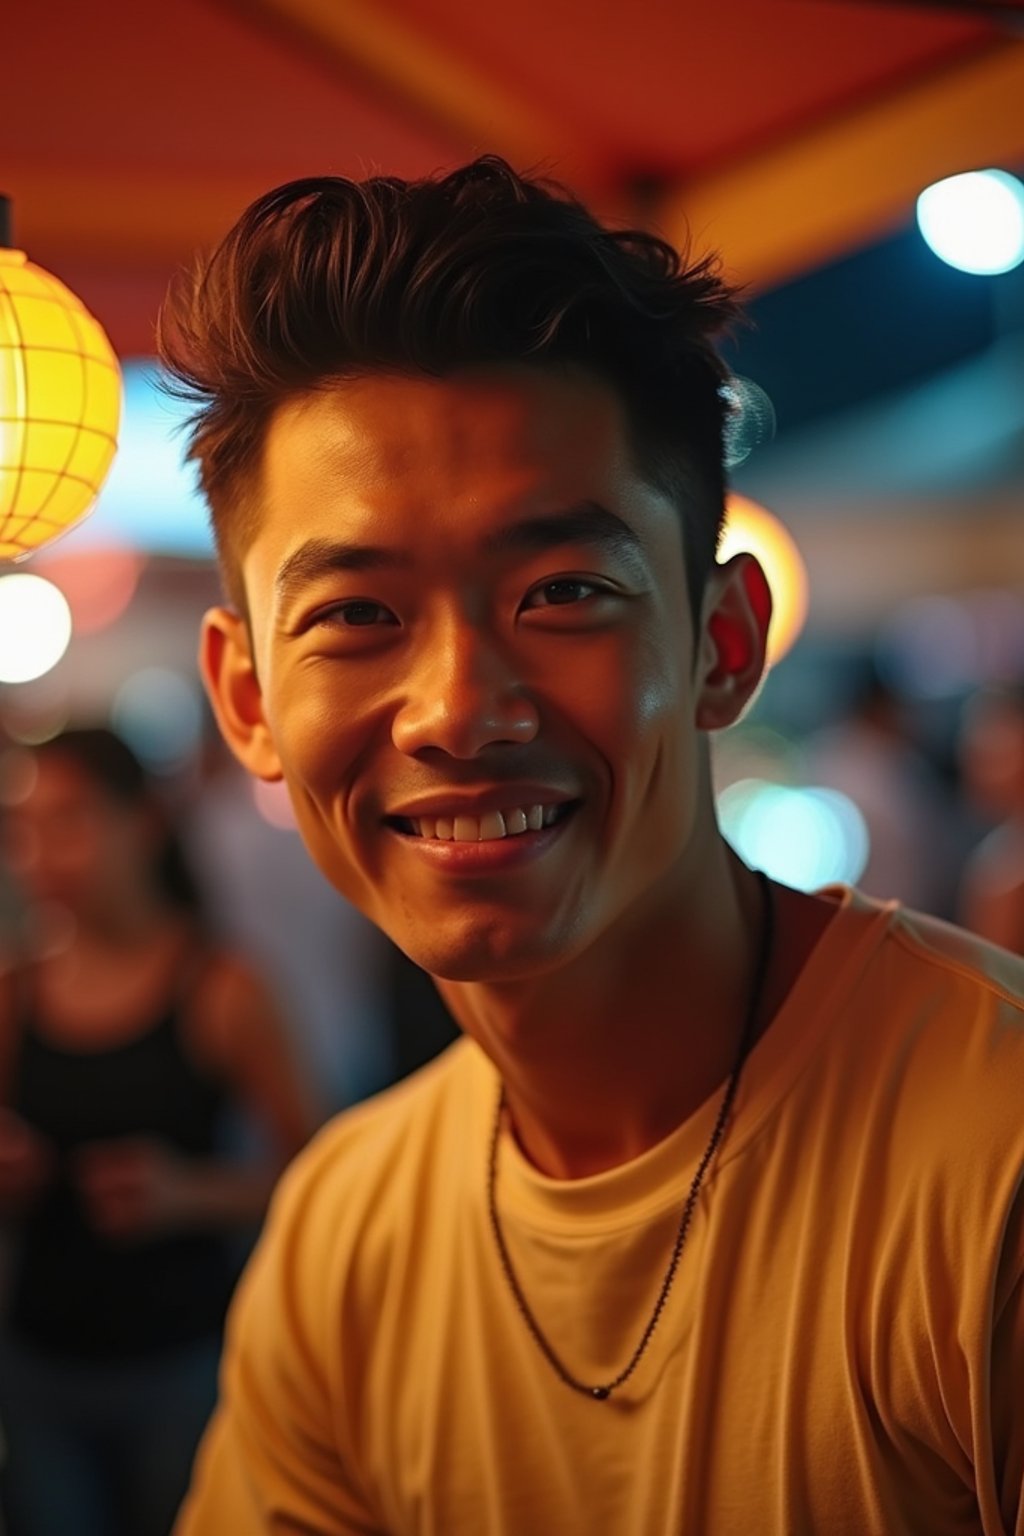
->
[721, 375, 776, 469]
[112, 667, 203, 774]
[3, 699, 70, 746]
[718, 494, 809, 665]
[0, 747, 38, 806]
[916, 169, 1024, 276]
[252, 777, 298, 831]
[35, 544, 142, 634]
[718, 778, 869, 891]
[0, 572, 73, 683]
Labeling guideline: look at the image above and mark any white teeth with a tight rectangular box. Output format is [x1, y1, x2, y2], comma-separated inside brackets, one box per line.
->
[477, 811, 507, 841]
[409, 802, 568, 841]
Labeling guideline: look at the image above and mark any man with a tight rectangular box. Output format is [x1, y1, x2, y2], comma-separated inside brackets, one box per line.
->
[164, 159, 1023, 1534]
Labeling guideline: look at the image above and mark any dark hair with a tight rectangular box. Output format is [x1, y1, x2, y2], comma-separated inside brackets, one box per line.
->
[33, 729, 202, 914]
[158, 155, 740, 615]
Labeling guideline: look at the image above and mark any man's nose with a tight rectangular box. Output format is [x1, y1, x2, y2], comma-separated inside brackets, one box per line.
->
[390, 623, 540, 759]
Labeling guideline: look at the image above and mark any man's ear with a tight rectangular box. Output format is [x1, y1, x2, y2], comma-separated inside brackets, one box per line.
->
[199, 607, 284, 782]
[694, 553, 773, 731]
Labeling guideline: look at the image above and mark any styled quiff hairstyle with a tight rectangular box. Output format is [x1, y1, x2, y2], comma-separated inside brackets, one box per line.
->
[158, 156, 740, 613]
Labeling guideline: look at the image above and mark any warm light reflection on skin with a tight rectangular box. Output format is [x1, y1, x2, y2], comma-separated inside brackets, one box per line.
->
[719, 495, 808, 666]
[204, 368, 769, 986]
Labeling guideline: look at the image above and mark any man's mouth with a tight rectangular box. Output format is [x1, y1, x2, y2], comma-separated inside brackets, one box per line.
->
[389, 801, 579, 843]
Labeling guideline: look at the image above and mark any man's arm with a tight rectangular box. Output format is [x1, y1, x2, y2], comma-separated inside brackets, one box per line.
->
[175, 1154, 379, 1536]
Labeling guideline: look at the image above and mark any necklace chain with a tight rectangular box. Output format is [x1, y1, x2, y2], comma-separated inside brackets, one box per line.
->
[486, 870, 775, 1401]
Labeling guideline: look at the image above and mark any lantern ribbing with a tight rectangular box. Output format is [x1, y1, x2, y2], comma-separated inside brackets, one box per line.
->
[0, 203, 121, 559]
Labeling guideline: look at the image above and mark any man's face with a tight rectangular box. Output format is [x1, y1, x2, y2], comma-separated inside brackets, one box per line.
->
[207, 366, 754, 981]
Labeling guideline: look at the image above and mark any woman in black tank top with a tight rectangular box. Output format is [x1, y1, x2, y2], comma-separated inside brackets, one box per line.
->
[0, 729, 319, 1536]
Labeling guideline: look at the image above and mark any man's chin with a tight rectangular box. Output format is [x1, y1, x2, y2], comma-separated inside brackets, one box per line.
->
[392, 920, 570, 986]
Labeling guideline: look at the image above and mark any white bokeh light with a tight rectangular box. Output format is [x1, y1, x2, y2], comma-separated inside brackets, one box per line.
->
[0, 573, 73, 684]
[916, 169, 1024, 276]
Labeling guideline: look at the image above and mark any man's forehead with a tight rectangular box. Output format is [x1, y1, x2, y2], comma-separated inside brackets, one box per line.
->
[244, 370, 684, 621]
[263, 368, 631, 486]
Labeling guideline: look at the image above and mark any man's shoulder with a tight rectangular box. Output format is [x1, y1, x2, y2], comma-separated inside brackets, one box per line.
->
[266, 1035, 490, 1251]
[789, 890, 1024, 1161]
[836, 895, 1024, 1173]
[819, 885, 1024, 1015]
[880, 898, 1024, 1015]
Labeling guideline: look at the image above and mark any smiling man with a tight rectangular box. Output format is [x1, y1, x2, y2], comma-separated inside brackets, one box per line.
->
[165, 160, 1024, 1535]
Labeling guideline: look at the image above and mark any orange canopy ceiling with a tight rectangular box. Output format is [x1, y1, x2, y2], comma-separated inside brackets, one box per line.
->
[4, 0, 1023, 354]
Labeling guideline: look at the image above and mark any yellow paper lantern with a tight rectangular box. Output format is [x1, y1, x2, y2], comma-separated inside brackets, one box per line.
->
[0, 230, 121, 561]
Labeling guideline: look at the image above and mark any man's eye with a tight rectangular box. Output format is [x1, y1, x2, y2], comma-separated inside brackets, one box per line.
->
[525, 579, 602, 608]
[318, 600, 396, 628]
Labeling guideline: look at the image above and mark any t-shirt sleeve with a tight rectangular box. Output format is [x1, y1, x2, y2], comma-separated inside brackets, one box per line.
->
[175, 1156, 378, 1536]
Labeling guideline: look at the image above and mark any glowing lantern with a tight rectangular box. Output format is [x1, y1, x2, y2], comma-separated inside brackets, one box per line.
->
[719, 493, 808, 665]
[0, 196, 121, 560]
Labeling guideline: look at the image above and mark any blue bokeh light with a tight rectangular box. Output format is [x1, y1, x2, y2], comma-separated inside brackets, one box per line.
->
[718, 779, 869, 891]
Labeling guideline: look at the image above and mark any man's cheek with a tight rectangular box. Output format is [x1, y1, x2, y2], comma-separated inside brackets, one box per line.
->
[288, 793, 370, 907]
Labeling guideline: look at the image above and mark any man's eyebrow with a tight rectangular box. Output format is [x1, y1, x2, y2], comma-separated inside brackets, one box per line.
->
[274, 538, 415, 607]
[481, 502, 647, 563]
[274, 502, 648, 608]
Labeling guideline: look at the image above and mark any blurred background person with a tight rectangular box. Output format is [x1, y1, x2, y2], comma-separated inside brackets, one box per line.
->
[802, 661, 961, 915]
[0, 728, 319, 1536]
[957, 683, 1024, 952]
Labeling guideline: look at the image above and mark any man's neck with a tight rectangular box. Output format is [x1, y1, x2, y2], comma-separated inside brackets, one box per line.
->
[437, 850, 801, 1180]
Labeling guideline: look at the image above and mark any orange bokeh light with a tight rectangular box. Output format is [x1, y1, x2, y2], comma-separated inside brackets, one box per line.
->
[719, 493, 809, 665]
[36, 544, 142, 635]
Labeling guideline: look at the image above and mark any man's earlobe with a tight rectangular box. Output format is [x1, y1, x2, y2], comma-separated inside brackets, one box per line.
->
[694, 554, 773, 731]
[199, 607, 284, 781]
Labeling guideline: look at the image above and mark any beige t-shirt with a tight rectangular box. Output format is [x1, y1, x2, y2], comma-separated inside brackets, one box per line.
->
[177, 890, 1024, 1535]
